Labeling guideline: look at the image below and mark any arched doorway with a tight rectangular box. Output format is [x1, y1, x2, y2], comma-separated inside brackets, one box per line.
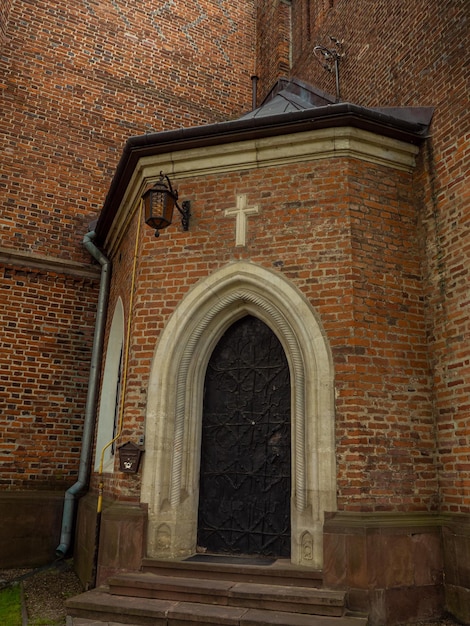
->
[197, 315, 291, 557]
[142, 261, 336, 568]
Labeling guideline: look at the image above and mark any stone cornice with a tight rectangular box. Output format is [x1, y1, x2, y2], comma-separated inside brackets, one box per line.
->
[324, 510, 447, 531]
[104, 125, 419, 256]
[0, 246, 101, 280]
[95, 101, 432, 247]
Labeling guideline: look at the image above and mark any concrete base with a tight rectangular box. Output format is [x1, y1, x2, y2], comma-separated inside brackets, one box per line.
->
[0, 490, 64, 567]
[72, 502, 470, 625]
[323, 512, 445, 626]
[74, 493, 98, 589]
[443, 515, 470, 624]
[74, 493, 147, 588]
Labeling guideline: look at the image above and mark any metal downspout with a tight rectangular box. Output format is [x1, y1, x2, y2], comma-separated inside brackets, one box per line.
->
[56, 231, 110, 557]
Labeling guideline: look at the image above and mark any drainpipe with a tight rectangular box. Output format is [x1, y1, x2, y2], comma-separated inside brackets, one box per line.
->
[56, 231, 111, 557]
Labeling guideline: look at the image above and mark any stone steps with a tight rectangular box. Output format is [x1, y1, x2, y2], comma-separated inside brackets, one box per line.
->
[66, 558, 369, 626]
[67, 590, 368, 626]
[141, 557, 323, 588]
[107, 572, 345, 615]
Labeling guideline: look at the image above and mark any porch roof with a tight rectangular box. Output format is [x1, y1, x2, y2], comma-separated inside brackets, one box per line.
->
[93, 78, 433, 244]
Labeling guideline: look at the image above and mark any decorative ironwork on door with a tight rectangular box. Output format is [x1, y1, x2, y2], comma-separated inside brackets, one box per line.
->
[197, 315, 291, 557]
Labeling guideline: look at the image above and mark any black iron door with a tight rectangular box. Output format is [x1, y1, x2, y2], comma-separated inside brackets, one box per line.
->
[197, 315, 291, 557]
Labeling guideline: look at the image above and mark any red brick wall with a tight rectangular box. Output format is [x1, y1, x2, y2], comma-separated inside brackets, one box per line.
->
[2, 0, 466, 517]
[255, 0, 291, 102]
[0, 267, 98, 488]
[0, 0, 255, 491]
[339, 159, 436, 511]
[0, 0, 13, 42]
[1, 0, 255, 261]
[95, 153, 437, 512]
[262, 0, 469, 513]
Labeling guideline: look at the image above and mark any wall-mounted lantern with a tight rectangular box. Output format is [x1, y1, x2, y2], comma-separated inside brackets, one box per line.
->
[118, 441, 144, 474]
[142, 171, 191, 237]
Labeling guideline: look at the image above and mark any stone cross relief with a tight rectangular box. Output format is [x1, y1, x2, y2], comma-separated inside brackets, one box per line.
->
[224, 194, 260, 247]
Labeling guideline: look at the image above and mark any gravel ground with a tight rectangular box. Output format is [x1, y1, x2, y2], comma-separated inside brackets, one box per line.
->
[0, 563, 464, 625]
[0, 561, 82, 625]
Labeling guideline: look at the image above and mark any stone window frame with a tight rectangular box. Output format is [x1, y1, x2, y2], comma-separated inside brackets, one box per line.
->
[94, 297, 124, 472]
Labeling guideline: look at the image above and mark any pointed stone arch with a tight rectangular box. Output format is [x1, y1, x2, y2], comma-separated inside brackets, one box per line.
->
[141, 261, 336, 568]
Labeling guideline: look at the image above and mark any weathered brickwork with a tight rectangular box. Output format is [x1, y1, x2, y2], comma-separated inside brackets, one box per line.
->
[0, 0, 255, 492]
[93, 154, 437, 514]
[285, 0, 470, 514]
[0, 0, 13, 42]
[2, 5, 469, 615]
[0, 267, 99, 488]
[0, 0, 254, 261]
[255, 0, 291, 100]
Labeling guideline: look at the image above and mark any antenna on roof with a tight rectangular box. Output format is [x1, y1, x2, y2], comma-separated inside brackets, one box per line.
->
[313, 36, 344, 103]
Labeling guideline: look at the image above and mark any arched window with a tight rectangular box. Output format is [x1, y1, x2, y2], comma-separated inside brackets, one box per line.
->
[94, 298, 124, 471]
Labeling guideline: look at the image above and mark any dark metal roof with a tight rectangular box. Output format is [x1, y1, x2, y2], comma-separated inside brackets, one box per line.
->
[94, 79, 433, 244]
[240, 77, 336, 118]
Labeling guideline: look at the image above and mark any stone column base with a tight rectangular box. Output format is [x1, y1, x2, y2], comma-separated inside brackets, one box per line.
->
[74, 493, 147, 588]
[0, 491, 64, 568]
[443, 515, 470, 624]
[323, 512, 445, 626]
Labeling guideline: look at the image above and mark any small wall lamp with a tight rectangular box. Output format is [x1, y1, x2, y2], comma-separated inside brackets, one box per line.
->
[142, 172, 191, 237]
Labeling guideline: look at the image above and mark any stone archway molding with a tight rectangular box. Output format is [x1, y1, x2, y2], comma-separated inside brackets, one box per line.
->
[141, 261, 336, 568]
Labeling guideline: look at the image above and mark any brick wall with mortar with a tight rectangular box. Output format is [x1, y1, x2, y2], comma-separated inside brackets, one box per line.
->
[0, 0, 13, 43]
[1, 0, 254, 261]
[270, 0, 469, 514]
[255, 0, 291, 93]
[1, 2, 467, 601]
[66, 1, 467, 618]
[93, 153, 437, 513]
[0, 267, 99, 488]
[0, 0, 255, 492]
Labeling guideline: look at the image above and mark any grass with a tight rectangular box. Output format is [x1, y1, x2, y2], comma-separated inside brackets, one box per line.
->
[0, 584, 22, 626]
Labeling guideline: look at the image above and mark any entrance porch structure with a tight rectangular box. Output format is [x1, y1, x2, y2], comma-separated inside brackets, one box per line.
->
[74, 80, 447, 623]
